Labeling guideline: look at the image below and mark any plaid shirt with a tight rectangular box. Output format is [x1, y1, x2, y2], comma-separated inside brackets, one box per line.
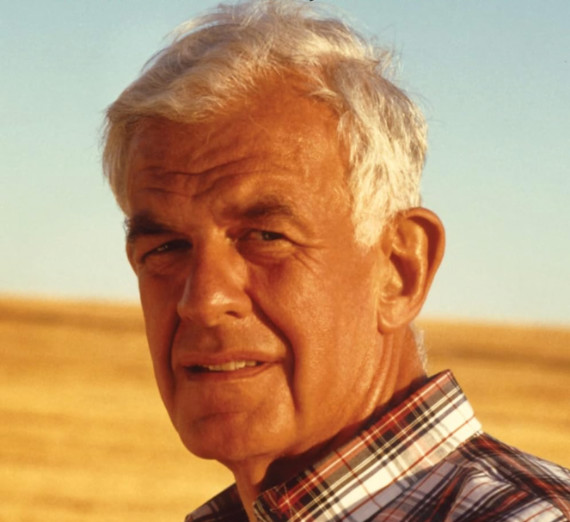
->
[186, 371, 570, 521]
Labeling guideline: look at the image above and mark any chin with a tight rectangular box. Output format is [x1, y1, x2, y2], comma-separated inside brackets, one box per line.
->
[177, 413, 280, 464]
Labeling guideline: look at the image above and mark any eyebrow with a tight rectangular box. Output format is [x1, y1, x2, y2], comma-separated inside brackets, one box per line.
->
[225, 195, 307, 232]
[124, 196, 303, 242]
[125, 212, 174, 243]
[237, 196, 296, 221]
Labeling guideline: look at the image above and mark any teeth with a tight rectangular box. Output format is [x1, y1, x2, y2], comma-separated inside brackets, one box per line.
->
[200, 361, 258, 372]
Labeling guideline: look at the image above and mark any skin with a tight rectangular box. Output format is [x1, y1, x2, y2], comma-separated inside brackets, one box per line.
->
[124, 78, 444, 520]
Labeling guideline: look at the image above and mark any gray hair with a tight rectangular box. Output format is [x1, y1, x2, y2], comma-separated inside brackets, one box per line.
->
[102, 0, 427, 246]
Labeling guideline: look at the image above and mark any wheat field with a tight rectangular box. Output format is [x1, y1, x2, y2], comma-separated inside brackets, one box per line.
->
[1, 297, 568, 521]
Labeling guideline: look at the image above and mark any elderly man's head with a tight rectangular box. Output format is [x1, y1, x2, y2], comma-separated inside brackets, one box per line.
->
[103, 0, 443, 490]
[103, 0, 426, 247]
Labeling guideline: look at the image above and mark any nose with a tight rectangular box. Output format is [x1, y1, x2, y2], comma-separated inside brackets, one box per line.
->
[177, 240, 252, 326]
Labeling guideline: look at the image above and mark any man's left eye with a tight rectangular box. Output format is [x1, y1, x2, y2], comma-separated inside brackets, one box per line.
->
[239, 230, 290, 250]
[257, 230, 285, 241]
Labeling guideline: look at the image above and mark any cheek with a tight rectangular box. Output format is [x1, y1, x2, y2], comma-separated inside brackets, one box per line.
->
[264, 258, 380, 375]
[139, 277, 179, 407]
[139, 274, 181, 339]
[251, 264, 349, 384]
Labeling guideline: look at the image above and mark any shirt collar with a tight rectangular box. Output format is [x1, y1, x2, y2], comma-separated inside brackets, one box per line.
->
[187, 371, 482, 522]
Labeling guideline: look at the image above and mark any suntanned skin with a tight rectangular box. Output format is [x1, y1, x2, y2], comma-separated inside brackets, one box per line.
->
[124, 77, 444, 521]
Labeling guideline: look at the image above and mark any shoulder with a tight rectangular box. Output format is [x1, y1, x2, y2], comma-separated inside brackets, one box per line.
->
[371, 433, 570, 521]
[458, 433, 570, 499]
[448, 433, 570, 520]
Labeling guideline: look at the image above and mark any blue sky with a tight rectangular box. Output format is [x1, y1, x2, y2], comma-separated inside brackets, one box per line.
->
[1, 0, 569, 325]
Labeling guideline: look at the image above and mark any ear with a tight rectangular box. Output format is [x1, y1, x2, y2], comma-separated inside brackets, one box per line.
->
[376, 208, 445, 333]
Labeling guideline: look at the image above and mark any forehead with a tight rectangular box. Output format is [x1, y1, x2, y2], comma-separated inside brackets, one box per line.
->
[125, 79, 349, 212]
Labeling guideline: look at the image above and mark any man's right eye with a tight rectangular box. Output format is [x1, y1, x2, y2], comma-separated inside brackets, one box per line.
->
[142, 239, 192, 263]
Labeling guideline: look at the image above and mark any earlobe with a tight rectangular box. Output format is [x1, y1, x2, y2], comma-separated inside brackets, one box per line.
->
[377, 208, 445, 333]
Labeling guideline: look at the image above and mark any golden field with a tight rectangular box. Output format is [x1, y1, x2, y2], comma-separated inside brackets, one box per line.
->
[1, 297, 569, 522]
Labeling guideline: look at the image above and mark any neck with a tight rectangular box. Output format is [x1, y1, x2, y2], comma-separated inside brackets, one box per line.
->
[229, 327, 426, 521]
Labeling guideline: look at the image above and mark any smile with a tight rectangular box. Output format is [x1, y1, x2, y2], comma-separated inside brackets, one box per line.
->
[189, 360, 261, 373]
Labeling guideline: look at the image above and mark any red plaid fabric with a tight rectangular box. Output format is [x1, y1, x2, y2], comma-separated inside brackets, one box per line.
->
[186, 371, 570, 521]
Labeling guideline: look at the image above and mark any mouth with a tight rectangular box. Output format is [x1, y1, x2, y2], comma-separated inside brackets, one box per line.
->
[188, 360, 262, 374]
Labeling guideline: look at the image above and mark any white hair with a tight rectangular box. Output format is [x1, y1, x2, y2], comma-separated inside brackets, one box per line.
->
[102, 0, 427, 246]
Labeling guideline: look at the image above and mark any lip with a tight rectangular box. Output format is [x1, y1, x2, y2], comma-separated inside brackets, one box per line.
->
[182, 360, 274, 382]
[173, 352, 279, 382]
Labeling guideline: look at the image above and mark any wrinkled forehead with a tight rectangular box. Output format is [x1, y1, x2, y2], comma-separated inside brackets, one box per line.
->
[124, 76, 349, 201]
[126, 72, 343, 158]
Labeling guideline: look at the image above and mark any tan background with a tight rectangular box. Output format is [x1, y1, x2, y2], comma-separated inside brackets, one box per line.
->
[1, 297, 568, 521]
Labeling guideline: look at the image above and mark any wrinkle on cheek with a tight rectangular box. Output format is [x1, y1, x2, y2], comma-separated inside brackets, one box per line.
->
[296, 251, 324, 275]
[140, 286, 179, 407]
[149, 344, 177, 415]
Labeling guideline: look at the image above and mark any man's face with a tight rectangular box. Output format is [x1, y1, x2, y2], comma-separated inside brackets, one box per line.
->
[125, 81, 393, 470]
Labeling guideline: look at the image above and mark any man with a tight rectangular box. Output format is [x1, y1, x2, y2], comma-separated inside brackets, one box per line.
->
[102, 1, 570, 520]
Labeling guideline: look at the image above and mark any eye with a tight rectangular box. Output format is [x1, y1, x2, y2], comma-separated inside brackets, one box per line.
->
[142, 239, 192, 262]
[236, 229, 294, 262]
[243, 230, 286, 242]
[259, 230, 285, 241]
